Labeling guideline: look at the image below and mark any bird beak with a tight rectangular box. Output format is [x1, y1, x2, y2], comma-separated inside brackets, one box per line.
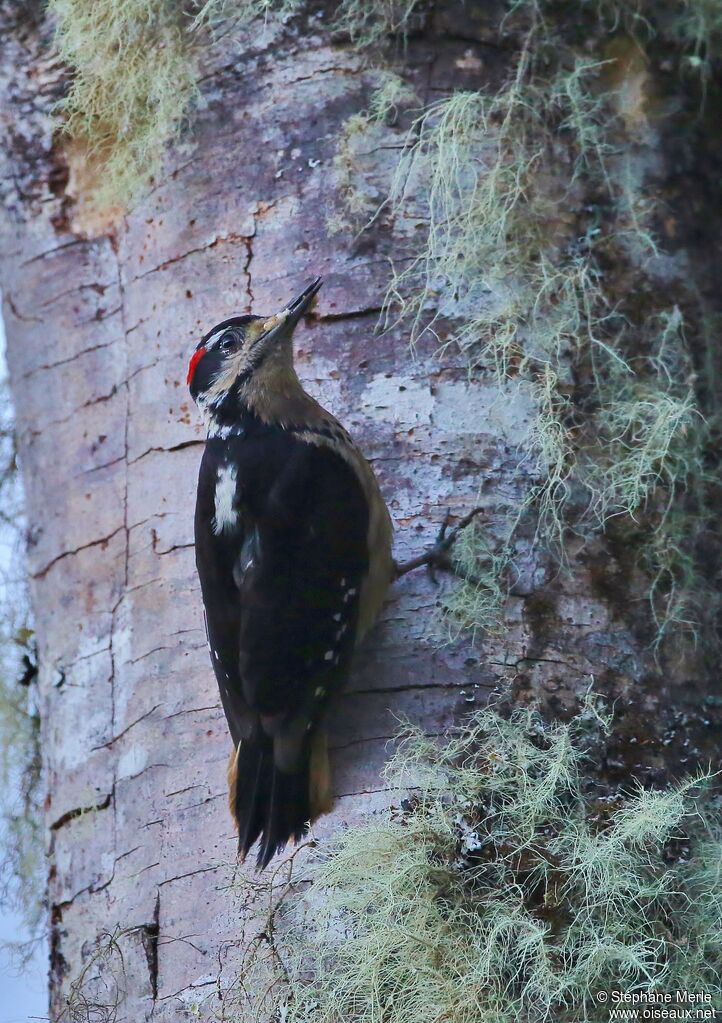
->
[260, 277, 322, 341]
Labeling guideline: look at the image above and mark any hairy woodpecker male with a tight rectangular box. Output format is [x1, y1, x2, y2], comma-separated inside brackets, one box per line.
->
[188, 278, 393, 869]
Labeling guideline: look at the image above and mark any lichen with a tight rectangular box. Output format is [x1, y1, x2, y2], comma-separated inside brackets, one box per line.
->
[362, 16, 717, 650]
[192, 0, 301, 28]
[332, 0, 425, 49]
[266, 703, 722, 1023]
[56, 926, 128, 1022]
[48, 0, 428, 211]
[666, 0, 722, 79]
[329, 73, 418, 235]
[374, 55, 616, 600]
[441, 521, 511, 640]
[49, 0, 199, 209]
[49, 0, 307, 211]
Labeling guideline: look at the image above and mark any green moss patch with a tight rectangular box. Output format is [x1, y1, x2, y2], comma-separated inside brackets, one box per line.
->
[274, 704, 722, 1022]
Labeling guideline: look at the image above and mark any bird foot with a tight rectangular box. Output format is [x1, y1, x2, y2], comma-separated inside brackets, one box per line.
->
[393, 506, 487, 585]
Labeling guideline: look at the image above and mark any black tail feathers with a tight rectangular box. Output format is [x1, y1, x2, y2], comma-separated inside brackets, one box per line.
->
[228, 726, 311, 870]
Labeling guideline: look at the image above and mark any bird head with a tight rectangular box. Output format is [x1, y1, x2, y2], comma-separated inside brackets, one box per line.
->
[187, 277, 322, 418]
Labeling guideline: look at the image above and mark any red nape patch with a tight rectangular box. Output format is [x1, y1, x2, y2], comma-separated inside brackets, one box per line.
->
[187, 346, 207, 386]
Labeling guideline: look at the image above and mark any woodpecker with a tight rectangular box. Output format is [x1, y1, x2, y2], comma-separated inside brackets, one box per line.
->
[188, 278, 393, 869]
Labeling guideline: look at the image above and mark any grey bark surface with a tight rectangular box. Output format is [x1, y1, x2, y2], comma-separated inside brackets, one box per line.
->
[0, 3, 711, 1019]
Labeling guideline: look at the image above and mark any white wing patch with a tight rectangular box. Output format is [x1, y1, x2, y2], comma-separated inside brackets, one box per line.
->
[213, 464, 239, 534]
[207, 422, 245, 440]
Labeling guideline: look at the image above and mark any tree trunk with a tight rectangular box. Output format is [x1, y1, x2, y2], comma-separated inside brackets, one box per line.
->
[0, 1, 718, 1019]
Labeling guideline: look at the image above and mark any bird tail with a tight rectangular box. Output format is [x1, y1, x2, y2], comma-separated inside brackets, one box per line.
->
[227, 726, 333, 870]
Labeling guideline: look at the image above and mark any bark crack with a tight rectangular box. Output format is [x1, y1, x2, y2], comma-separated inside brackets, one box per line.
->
[132, 232, 252, 282]
[330, 733, 395, 751]
[20, 236, 91, 268]
[90, 703, 160, 751]
[50, 791, 113, 831]
[109, 235, 131, 747]
[75, 302, 122, 328]
[37, 279, 107, 310]
[349, 679, 489, 696]
[17, 337, 117, 381]
[32, 527, 125, 579]
[152, 538, 195, 557]
[25, 384, 122, 436]
[178, 793, 224, 811]
[4, 291, 42, 323]
[141, 891, 160, 1002]
[162, 703, 219, 720]
[311, 304, 383, 323]
[165, 783, 203, 798]
[336, 784, 397, 798]
[127, 630, 203, 665]
[282, 64, 362, 86]
[158, 864, 220, 886]
[242, 203, 259, 311]
[128, 438, 203, 465]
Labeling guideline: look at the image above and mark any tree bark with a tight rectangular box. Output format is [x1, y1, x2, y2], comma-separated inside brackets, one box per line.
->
[0, 2, 718, 1019]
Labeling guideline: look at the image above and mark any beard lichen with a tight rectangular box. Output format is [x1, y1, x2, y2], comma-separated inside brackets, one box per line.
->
[48, 0, 427, 212]
[49, 0, 200, 210]
[349, 10, 720, 651]
[49, 0, 306, 211]
[331, 0, 426, 48]
[259, 704, 722, 1023]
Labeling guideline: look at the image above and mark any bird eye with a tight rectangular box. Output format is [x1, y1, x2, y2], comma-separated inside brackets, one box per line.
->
[219, 332, 237, 352]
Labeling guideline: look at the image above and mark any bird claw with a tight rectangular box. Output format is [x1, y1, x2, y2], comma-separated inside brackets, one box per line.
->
[394, 506, 487, 582]
[435, 507, 452, 546]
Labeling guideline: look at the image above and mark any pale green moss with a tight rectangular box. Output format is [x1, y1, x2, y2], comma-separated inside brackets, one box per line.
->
[580, 309, 711, 651]
[381, 73, 542, 353]
[192, 0, 301, 28]
[332, 0, 425, 48]
[50, 0, 430, 209]
[268, 704, 722, 1023]
[50, 0, 199, 208]
[646, 510, 705, 654]
[668, 0, 722, 74]
[50, 0, 306, 209]
[373, 59, 616, 599]
[360, 25, 715, 647]
[58, 926, 128, 1021]
[548, 58, 614, 181]
[590, 384, 703, 524]
[329, 73, 418, 234]
[441, 522, 511, 641]
[366, 70, 418, 122]
[379, 56, 616, 356]
[527, 363, 575, 554]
